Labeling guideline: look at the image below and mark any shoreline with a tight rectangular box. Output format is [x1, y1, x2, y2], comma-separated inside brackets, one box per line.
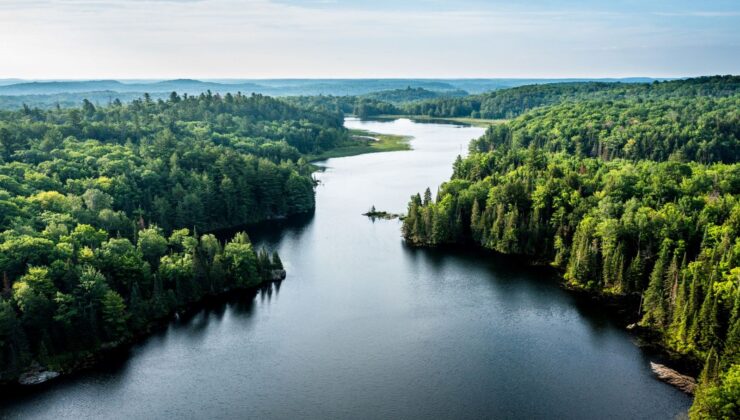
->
[0, 278, 283, 397]
[0, 120, 411, 398]
[4, 116, 697, 411]
[372, 114, 507, 128]
[306, 127, 411, 162]
[404, 241, 702, 382]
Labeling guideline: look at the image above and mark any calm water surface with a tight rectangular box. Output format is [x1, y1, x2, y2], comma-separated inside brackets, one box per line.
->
[2, 118, 691, 419]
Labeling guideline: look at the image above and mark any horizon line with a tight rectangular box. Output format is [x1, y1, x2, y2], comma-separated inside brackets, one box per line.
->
[3, 74, 737, 82]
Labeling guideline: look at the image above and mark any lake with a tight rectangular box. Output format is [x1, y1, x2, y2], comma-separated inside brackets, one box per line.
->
[2, 118, 691, 419]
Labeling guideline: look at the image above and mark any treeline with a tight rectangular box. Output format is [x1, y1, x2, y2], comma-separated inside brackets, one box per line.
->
[286, 87, 466, 119]
[290, 76, 740, 124]
[284, 95, 398, 119]
[362, 87, 468, 103]
[0, 92, 341, 383]
[398, 75, 740, 119]
[1, 228, 283, 381]
[476, 96, 739, 164]
[0, 92, 348, 233]
[402, 94, 740, 417]
[0, 91, 164, 111]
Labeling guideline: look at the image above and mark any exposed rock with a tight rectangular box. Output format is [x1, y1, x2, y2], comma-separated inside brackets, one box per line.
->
[650, 362, 696, 394]
[19, 363, 60, 385]
[270, 269, 286, 281]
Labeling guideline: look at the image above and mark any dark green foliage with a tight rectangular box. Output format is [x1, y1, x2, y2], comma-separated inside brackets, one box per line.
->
[400, 75, 740, 120]
[402, 80, 740, 416]
[285, 87, 467, 119]
[286, 95, 400, 119]
[691, 363, 740, 419]
[0, 92, 323, 382]
[468, 96, 739, 163]
[271, 251, 283, 270]
[362, 87, 468, 104]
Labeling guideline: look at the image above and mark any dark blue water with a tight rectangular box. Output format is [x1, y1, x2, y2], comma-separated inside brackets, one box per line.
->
[2, 118, 691, 419]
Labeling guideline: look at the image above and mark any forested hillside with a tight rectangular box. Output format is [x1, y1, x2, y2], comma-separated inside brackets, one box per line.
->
[0, 92, 344, 383]
[287, 76, 740, 124]
[363, 87, 468, 103]
[0, 78, 660, 110]
[0, 79, 473, 110]
[402, 81, 740, 418]
[284, 87, 463, 119]
[284, 95, 398, 119]
[398, 75, 740, 119]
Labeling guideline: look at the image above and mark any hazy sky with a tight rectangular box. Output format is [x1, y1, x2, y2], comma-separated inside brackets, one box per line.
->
[1, 0, 738, 79]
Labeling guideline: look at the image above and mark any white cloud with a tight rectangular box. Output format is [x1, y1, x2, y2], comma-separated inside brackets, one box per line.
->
[0, 0, 737, 78]
[653, 11, 740, 17]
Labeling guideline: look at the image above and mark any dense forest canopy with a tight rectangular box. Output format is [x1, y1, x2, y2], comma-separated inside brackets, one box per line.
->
[0, 92, 345, 383]
[1, 76, 738, 416]
[283, 95, 384, 119]
[362, 87, 468, 103]
[475, 96, 739, 164]
[403, 77, 740, 418]
[398, 75, 740, 120]
[285, 76, 740, 123]
[284, 86, 466, 119]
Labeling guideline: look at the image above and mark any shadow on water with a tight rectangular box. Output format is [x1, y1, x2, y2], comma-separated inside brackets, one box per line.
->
[1, 117, 692, 418]
[0, 285, 263, 406]
[401, 242, 688, 370]
[402, 242, 560, 288]
[2, 208, 303, 407]
[212, 211, 315, 247]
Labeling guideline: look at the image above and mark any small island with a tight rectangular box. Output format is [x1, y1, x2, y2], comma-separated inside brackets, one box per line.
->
[363, 205, 404, 220]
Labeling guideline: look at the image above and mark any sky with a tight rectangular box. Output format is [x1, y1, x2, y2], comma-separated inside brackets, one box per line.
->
[0, 0, 738, 79]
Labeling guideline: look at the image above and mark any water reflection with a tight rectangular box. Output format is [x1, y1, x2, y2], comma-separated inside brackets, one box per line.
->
[1, 118, 691, 420]
[213, 211, 316, 245]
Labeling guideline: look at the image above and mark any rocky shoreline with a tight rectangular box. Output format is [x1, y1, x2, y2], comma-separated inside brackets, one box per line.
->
[562, 282, 700, 391]
[18, 363, 60, 386]
[650, 362, 697, 394]
[417, 242, 702, 394]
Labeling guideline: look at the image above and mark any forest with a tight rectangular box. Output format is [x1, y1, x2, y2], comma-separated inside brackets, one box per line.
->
[0, 92, 346, 384]
[285, 93, 401, 119]
[288, 76, 740, 123]
[402, 77, 740, 418]
[1, 76, 738, 417]
[398, 75, 740, 119]
[0, 79, 475, 110]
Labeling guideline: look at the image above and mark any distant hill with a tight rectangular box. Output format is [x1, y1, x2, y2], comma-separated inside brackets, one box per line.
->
[0, 79, 25, 86]
[445, 77, 666, 94]
[400, 75, 739, 119]
[0, 91, 169, 110]
[0, 79, 263, 96]
[0, 77, 670, 110]
[0, 78, 464, 97]
[0, 77, 663, 96]
[362, 87, 468, 103]
[0, 80, 126, 94]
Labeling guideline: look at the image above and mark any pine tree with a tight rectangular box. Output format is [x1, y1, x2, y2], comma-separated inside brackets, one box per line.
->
[697, 287, 721, 351]
[423, 188, 432, 206]
[470, 200, 481, 242]
[699, 347, 721, 385]
[101, 291, 128, 342]
[641, 239, 673, 328]
[501, 207, 519, 253]
[626, 251, 645, 292]
[271, 251, 283, 270]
